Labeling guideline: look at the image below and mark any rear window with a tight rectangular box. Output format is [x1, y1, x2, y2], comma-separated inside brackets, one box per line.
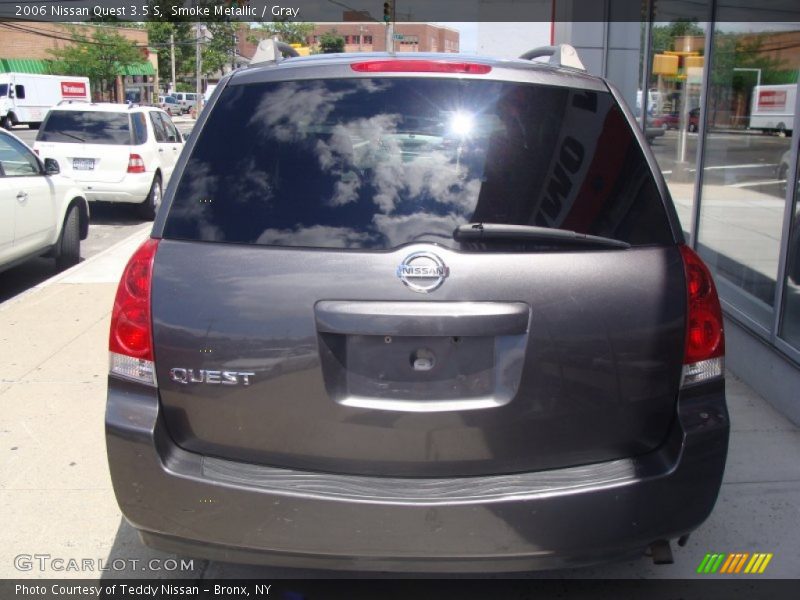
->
[37, 110, 132, 145]
[164, 78, 673, 250]
[0, 84, 7, 97]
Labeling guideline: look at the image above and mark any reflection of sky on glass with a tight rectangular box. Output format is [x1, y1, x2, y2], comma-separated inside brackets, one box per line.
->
[201, 78, 494, 247]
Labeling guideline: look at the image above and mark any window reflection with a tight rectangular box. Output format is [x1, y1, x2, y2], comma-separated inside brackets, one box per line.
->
[645, 19, 709, 239]
[697, 23, 799, 328]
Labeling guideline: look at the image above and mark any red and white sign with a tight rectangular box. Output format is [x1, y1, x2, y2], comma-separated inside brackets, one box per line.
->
[61, 81, 87, 99]
[758, 90, 787, 111]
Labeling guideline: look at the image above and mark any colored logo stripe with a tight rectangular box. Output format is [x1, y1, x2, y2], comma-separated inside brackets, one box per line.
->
[697, 552, 773, 574]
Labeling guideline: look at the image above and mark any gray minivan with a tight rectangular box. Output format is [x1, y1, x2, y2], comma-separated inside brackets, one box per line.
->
[106, 46, 728, 572]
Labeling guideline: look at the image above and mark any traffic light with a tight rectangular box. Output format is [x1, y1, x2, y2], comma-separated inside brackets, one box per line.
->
[383, 1, 393, 22]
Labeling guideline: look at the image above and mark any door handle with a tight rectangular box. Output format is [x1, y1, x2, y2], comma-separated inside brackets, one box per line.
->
[16, 191, 28, 203]
[158, 148, 164, 152]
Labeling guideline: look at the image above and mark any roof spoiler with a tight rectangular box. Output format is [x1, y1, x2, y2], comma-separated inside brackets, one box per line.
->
[249, 39, 300, 67]
[519, 44, 585, 71]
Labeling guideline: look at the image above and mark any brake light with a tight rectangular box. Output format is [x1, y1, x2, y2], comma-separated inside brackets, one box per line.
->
[350, 60, 492, 74]
[680, 245, 724, 387]
[127, 154, 145, 173]
[109, 238, 159, 386]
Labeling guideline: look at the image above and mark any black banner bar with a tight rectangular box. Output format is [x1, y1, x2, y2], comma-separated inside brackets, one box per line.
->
[1, 0, 800, 23]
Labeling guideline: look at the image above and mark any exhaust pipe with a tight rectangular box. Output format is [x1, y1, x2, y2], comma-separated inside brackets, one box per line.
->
[649, 539, 674, 565]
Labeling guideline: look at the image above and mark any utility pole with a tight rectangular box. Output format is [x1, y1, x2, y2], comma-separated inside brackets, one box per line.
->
[170, 32, 176, 95]
[195, 22, 203, 116]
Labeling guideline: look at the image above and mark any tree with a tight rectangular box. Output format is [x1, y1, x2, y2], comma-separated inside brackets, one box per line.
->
[146, 21, 195, 92]
[318, 31, 345, 54]
[249, 21, 315, 45]
[202, 21, 239, 77]
[651, 20, 705, 56]
[48, 26, 143, 101]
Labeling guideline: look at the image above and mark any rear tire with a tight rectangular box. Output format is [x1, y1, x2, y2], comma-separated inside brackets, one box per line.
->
[56, 205, 81, 270]
[138, 175, 162, 221]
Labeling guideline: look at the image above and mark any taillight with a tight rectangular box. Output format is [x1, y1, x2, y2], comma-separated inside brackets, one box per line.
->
[680, 245, 724, 387]
[350, 60, 492, 74]
[127, 154, 145, 174]
[109, 238, 159, 386]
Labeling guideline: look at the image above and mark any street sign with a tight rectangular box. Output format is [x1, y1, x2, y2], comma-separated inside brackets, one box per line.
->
[393, 34, 404, 40]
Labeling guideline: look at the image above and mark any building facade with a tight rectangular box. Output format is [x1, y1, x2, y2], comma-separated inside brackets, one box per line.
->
[553, 0, 800, 424]
[0, 22, 158, 103]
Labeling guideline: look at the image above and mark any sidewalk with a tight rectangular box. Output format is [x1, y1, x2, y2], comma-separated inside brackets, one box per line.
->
[0, 228, 798, 579]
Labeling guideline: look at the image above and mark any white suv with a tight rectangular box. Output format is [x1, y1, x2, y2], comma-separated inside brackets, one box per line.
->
[0, 129, 88, 273]
[33, 103, 184, 219]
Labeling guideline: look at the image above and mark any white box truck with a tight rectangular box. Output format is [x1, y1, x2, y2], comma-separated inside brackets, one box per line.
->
[749, 84, 796, 135]
[0, 73, 91, 130]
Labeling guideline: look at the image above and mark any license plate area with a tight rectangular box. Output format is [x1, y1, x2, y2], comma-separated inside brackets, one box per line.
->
[344, 335, 494, 401]
[72, 158, 95, 170]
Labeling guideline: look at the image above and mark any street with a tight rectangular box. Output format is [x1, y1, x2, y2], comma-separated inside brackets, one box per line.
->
[650, 129, 790, 197]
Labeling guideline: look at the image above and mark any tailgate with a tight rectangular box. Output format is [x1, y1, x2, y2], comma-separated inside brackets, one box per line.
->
[152, 241, 685, 477]
[36, 142, 130, 183]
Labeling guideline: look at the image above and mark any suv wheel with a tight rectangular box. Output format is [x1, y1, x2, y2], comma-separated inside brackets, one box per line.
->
[139, 175, 162, 221]
[56, 204, 81, 270]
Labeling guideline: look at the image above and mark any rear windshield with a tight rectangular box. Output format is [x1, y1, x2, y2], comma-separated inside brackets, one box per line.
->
[164, 78, 674, 249]
[37, 110, 131, 145]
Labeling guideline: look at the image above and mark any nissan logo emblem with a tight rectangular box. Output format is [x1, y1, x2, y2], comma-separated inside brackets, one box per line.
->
[396, 252, 449, 293]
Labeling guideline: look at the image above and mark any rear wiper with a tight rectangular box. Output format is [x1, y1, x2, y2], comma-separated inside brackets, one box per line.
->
[453, 223, 630, 249]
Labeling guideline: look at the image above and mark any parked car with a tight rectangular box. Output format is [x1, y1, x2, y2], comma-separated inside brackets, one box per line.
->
[172, 92, 198, 114]
[33, 103, 184, 220]
[106, 46, 728, 572]
[157, 95, 182, 116]
[0, 129, 88, 273]
[652, 111, 680, 130]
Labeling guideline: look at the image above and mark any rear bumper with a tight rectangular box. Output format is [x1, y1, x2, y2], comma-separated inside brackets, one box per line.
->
[77, 173, 152, 204]
[106, 378, 728, 572]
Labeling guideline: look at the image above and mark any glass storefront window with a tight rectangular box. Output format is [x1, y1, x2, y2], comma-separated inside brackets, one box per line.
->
[696, 23, 799, 330]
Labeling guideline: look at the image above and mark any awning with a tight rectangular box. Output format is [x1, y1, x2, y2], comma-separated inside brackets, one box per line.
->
[1, 58, 155, 77]
[119, 62, 156, 76]
[0, 58, 52, 74]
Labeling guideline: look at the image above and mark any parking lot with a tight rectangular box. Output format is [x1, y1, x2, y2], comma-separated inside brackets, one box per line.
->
[1, 116, 799, 581]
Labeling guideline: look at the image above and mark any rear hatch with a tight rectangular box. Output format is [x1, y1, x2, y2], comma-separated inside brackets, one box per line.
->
[34, 109, 136, 183]
[153, 73, 685, 477]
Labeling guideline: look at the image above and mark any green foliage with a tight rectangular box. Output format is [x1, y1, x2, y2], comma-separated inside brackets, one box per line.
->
[202, 21, 238, 77]
[146, 21, 195, 91]
[249, 21, 315, 45]
[48, 26, 142, 101]
[651, 20, 705, 55]
[318, 31, 345, 54]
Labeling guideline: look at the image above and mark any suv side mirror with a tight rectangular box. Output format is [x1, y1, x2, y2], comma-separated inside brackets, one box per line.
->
[44, 158, 60, 175]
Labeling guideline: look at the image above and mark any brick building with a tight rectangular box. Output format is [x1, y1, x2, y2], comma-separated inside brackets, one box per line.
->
[0, 22, 158, 102]
[310, 23, 459, 53]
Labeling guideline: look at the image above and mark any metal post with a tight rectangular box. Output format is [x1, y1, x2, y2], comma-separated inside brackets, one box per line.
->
[689, 0, 717, 249]
[170, 32, 176, 95]
[771, 78, 800, 339]
[640, 0, 654, 133]
[195, 23, 202, 117]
